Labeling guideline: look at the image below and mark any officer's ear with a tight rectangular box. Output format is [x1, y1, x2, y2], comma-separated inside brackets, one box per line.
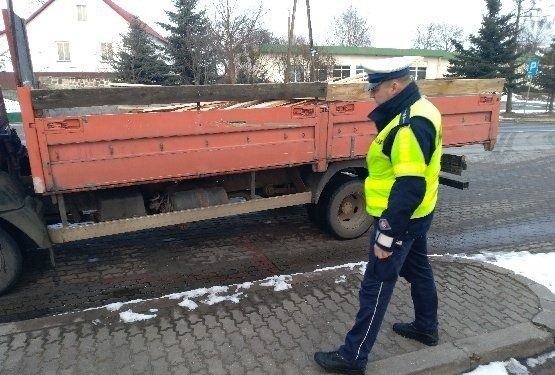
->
[390, 80, 400, 93]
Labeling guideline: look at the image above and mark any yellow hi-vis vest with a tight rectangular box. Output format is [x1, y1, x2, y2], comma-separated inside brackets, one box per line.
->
[364, 98, 442, 218]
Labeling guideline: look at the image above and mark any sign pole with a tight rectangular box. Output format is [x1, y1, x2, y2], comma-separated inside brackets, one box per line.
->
[524, 59, 540, 115]
[524, 75, 531, 114]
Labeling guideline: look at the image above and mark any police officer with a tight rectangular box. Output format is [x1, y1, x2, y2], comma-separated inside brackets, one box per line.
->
[314, 56, 442, 375]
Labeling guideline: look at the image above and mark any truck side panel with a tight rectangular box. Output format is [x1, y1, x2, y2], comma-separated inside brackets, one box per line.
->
[326, 95, 500, 161]
[23, 103, 324, 193]
[20, 84, 500, 195]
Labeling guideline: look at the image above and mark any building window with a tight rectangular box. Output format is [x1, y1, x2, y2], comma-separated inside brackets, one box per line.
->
[101, 43, 113, 61]
[355, 65, 365, 75]
[333, 65, 351, 79]
[314, 67, 329, 81]
[57, 42, 71, 61]
[409, 66, 427, 80]
[77, 5, 87, 21]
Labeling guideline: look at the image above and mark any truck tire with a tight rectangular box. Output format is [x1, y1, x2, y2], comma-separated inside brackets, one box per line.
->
[325, 179, 373, 240]
[0, 227, 23, 295]
[306, 174, 353, 229]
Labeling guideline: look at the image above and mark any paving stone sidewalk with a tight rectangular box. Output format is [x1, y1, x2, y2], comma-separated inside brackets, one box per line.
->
[0, 257, 553, 375]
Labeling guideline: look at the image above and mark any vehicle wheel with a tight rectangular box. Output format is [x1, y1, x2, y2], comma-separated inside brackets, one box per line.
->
[306, 203, 326, 228]
[306, 174, 349, 229]
[325, 179, 373, 239]
[0, 227, 23, 295]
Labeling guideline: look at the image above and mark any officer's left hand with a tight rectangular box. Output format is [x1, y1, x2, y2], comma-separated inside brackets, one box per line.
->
[374, 244, 393, 259]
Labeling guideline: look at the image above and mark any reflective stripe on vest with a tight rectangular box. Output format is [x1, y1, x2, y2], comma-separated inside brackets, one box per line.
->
[364, 98, 442, 218]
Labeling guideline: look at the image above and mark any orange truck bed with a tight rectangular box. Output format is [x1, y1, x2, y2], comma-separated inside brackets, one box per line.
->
[18, 86, 500, 195]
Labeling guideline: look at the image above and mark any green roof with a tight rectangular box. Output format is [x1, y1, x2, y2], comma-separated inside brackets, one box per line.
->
[260, 44, 454, 59]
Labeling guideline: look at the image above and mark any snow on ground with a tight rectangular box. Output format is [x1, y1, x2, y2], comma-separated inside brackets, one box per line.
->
[452, 251, 555, 374]
[119, 309, 157, 323]
[3, 98, 20, 113]
[78, 261, 367, 323]
[260, 275, 293, 291]
[73, 247, 554, 372]
[455, 251, 555, 293]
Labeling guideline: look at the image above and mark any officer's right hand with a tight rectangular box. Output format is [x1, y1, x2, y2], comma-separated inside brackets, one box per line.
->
[374, 244, 393, 259]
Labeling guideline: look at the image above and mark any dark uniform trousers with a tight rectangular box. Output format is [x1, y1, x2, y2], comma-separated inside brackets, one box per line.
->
[338, 213, 438, 367]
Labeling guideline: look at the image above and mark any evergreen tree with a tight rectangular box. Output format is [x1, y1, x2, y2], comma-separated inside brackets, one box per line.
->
[159, 0, 217, 85]
[112, 20, 170, 85]
[447, 0, 523, 112]
[535, 39, 555, 112]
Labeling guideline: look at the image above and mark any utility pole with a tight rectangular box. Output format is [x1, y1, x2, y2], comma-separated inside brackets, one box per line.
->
[285, 0, 297, 83]
[306, 0, 315, 82]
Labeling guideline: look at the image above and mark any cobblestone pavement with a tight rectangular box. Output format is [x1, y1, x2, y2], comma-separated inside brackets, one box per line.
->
[0, 126, 553, 373]
[1, 145, 554, 323]
[0, 257, 548, 375]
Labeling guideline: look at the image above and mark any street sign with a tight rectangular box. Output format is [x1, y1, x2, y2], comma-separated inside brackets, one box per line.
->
[527, 60, 539, 75]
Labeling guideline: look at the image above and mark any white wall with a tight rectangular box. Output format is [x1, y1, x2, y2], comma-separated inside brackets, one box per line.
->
[262, 53, 451, 83]
[0, 0, 164, 73]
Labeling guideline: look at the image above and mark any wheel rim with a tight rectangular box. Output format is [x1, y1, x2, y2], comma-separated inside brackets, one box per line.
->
[336, 191, 366, 228]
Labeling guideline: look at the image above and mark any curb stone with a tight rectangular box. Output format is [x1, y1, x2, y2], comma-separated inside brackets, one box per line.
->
[367, 256, 555, 375]
[366, 323, 553, 375]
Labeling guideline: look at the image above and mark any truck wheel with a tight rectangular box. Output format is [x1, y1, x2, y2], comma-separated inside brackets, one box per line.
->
[306, 203, 325, 228]
[0, 227, 23, 295]
[306, 175, 350, 229]
[325, 179, 373, 240]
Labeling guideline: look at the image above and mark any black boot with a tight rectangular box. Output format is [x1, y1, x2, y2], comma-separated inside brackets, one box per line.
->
[313, 351, 365, 375]
[392, 322, 438, 346]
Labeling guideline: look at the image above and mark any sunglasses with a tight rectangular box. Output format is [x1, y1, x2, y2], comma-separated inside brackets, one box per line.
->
[368, 82, 383, 93]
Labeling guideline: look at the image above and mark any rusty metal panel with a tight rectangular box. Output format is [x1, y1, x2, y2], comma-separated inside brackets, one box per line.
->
[31, 106, 319, 193]
[327, 95, 501, 160]
[19, 81, 501, 195]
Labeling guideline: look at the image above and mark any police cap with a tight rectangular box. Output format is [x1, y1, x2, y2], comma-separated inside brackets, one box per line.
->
[363, 56, 416, 91]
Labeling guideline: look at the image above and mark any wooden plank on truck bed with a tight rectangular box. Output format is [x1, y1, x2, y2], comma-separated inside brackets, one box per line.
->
[30, 82, 327, 109]
[326, 78, 505, 101]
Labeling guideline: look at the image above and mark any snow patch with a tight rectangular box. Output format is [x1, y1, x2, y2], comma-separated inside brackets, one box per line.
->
[260, 275, 292, 291]
[119, 309, 157, 323]
[452, 251, 555, 293]
[105, 302, 124, 312]
[179, 299, 199, 310]
[202, 292, 244, 305]
[335, 275, 346, 284]
[527, 350, 555, 368]
[237, 282, 253, 290]
[463, 361, 511, 374]
[505, 358, 529, 375]
[315, 261, 366, 273]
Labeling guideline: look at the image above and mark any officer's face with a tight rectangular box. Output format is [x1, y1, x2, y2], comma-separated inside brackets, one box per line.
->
[369, 80, 399, 105]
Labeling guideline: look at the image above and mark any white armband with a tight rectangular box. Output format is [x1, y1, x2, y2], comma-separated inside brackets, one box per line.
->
[376, 231, 394, 248]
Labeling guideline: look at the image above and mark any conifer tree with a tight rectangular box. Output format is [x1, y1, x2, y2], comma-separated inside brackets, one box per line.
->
[535, 39, 555, 112]
[447, 0, 523, 112]
[112, 20, 170, 85]
[159, 0, 217, 85]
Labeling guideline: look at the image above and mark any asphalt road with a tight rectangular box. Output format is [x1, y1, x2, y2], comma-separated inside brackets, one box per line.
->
[0, 122, 554, 324]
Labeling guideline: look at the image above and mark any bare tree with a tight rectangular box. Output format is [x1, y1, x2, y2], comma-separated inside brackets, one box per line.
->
[20, 0, 48, 14]
[412, 23, 464, 51]
[329, 5, 372, 47]
[276, 36, 336, 82]
[209, 0, 265, 84]
[512, 0, 553, 53]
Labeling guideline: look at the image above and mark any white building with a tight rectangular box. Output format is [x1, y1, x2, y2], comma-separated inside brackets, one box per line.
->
[260, 45, 453, 83]
[0, 0, 167, 88]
